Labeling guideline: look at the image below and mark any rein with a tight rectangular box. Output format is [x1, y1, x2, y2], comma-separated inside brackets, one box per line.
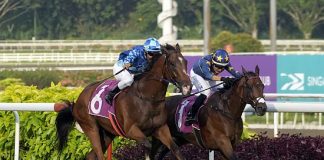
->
[134, 52, 177, 102]
[183, 82, 225, 98]
[142, 52, 182, 89]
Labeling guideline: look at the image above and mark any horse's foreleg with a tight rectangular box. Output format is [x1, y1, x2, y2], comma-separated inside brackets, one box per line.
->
[153, 124, 184, 160]
[78, 121, 105, 160]
[215, 136, 237, 160]
[127, 125, 152, 159]
[150, 137, 169, 160]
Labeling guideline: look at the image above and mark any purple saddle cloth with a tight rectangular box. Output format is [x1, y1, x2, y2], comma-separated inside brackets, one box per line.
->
[88, 80, 119, 118]
[175, 96, 200, 133]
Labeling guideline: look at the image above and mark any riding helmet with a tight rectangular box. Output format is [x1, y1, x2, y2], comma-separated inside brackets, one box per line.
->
[143, 37, 161, 54]
[212, 49, 230, 67]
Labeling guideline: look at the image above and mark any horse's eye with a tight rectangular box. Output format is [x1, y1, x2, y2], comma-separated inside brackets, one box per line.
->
[257, 84, 264, 89]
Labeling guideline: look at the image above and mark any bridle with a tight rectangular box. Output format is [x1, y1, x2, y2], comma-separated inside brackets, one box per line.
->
[135, 47, 185, 100]
[146, 48, 184, 89]
[161, 51, 183, 89]
[240, 75, 265, 108]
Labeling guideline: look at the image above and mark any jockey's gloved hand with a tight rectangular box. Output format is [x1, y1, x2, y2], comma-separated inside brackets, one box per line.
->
[123, 63, 132, 69]
[221, 77, 236, 86]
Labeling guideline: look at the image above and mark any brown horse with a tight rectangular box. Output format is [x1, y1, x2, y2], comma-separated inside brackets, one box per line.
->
[150, 66, 267, 160]
[55, 44, 192, 160]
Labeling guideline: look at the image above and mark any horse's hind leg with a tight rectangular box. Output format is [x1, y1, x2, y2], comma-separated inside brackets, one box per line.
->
[86, 127, 115, 159]
[78, 120, 105, 160]
[153, 124, 184, 160]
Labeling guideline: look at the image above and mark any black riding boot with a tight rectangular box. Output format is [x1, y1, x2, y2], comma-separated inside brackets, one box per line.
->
[185, 94, 207, 126]
[105, 86, 121, 105]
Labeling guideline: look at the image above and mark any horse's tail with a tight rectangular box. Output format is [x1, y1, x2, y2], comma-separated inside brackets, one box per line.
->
[55, 101, 75, 152]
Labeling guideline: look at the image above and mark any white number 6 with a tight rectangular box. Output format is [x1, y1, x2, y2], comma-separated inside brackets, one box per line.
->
[90, 85, 109, 114]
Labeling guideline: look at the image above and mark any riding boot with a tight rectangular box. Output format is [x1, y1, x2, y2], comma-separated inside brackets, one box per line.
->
[105, 86, 121, 105]
[185, 94, 207, 126]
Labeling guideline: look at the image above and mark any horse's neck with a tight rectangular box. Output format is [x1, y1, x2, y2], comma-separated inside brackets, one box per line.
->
[134, 55, 168, 100]
[226, 84, 246, 119]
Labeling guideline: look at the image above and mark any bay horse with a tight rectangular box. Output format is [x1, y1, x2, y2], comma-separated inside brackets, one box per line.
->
[55, 44, 192, 160]
[150, 66, 267, 160]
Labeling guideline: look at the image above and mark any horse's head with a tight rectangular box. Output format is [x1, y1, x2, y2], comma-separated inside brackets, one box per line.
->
[161, 43, 192, 96]
[239, 65, 267, 116]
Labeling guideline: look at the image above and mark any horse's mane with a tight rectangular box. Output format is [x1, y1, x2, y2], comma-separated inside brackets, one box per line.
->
[133, 44, 177, 81]
[162, 43, 176, 52]
[217, 71, 257, 93]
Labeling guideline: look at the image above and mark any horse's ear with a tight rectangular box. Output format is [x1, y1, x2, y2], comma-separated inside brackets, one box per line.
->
[176, 43, 181, 52]
[242, 66, 247, 74]
[255, 65, 260, 75]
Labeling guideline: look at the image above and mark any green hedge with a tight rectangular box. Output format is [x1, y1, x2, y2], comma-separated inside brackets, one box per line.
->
[0, 83, 89, 160]
[0, 70, 113, 89]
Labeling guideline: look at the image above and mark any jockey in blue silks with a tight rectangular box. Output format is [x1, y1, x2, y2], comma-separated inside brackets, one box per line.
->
[186, 49, 242, 125]
[106, 37, 162, 105]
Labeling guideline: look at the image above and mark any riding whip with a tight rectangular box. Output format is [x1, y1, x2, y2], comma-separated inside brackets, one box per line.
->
[183, 82, 225, 98]
[104, 67, 126, 80]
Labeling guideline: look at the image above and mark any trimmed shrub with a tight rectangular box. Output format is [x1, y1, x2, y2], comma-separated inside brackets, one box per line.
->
[211, 31, 235, 51]
[0, 83, 135, 159]
[0, 84, 89, 160]
[114, 133, 324, 159]
[211, 31, 264, 52]
[232, 33, 264, 52]
[0, 78, 25, 90]
[0, 70, 61, 89]
[0, 70, 113, 88]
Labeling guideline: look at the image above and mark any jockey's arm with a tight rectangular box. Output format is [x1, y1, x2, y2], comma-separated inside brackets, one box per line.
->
[123, 49, 139, 65]
[225, 63, 242, 78]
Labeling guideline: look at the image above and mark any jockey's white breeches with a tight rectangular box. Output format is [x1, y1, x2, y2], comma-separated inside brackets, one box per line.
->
[190, 69, 223, 97]
[113, 62, 134, 89]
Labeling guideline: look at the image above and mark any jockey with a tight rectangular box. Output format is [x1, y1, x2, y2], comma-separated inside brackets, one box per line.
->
[185, 49, 242, 125]
[105, 37, 162, 105]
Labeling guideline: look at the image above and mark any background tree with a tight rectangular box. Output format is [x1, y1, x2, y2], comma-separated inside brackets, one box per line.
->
[0, 0, 27, 29]
[1, 0, 324, 40]
[278, 0, 324, 39]
[217, 0, 263, 38]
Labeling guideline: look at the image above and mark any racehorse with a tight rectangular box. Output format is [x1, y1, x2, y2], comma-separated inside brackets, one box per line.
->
[55, 44, 192, 160]
[150, 66, 267, 160]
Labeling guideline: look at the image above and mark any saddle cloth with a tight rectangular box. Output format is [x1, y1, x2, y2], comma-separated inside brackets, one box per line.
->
[175, 96, 201, 133]
[88, 80, 119, 118]
[88, 79, 127, 137]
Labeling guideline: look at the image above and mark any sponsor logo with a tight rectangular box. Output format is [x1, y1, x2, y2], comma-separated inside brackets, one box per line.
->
[307, 76, 324, 86]
[280, 73, 324, 91]
[280, 73, 304, 90]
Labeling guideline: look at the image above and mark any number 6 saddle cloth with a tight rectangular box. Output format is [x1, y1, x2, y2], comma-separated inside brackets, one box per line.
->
[88, 79, 126, 137]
